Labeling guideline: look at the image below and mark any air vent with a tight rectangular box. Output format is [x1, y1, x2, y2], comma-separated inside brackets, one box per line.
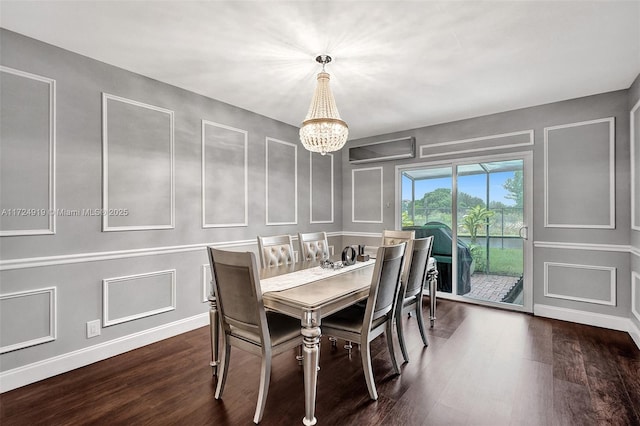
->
[349, 137, 415, 164]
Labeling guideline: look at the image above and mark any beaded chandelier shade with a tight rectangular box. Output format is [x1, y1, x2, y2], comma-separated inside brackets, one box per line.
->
[299, 55, 348, 155]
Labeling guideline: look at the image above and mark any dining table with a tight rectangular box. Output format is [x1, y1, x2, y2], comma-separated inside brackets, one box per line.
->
[207, 254, 438, 425]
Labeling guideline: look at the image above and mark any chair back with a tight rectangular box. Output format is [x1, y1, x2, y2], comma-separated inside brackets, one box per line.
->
[403, 236, 434, 299]
[365, 243, 406, 324]
[381, 229, 415, 246]
[298, 231, 330, 261]
[257, 234, 295, 268]
[208, 248, 269, 344]
[381, 229, 415, 284]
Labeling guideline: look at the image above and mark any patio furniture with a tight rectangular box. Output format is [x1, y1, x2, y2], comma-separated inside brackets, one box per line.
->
[403, 222, 473, 295]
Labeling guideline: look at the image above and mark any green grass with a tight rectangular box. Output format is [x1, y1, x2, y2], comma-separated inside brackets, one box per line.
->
[473, 247, 523, 276]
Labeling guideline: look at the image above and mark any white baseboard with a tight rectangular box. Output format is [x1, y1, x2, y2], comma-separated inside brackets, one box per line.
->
[534, 304, 640, 350]
[0, 312, 209, 393]
[630, 319, 640, 350]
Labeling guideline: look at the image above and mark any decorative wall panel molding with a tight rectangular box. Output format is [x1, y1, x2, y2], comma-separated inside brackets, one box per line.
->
[633, 272, 640, 323]
[341, 231, 384, 238]
[631, 98, 640, 230]
[0, 242, 220, 271]
[0, 233, 346, 271]
[352, 167, 383, 223]
[103, 269, 176, 326]
[102, 93, 175, 231]
[419, 130, 533, 159]
[0, 66, 56, 236]
[201, 263, 212, 303]
[310, 152, 334, 224]
[265, 137, 297, 225]
[533, 241, 630, 253]
[544, 262, 616, 306]
[201, 120, 248, 228]
[544, 117, 615, 229]
[0, 287, 56, 353]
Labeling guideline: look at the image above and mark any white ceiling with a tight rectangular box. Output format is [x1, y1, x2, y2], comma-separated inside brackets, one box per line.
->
[1, 0, 639, 140]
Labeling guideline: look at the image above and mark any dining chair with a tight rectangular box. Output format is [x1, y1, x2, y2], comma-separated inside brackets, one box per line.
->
[380, 229, 415, 284]
[297, 231, 341, 348]
[207, 248, 302, 424]
[344, 231, 414, 351]
[321, 242, 407, 401]
[257, 234, 295, 268]
[380, 229, 415, 246]
[298, 231, 330, 261]
[395, 236, 434, 363]
[257, 234, 305, 361]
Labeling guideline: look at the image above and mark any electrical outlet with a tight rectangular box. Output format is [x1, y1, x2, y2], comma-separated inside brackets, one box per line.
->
[87, 320, 101, 338]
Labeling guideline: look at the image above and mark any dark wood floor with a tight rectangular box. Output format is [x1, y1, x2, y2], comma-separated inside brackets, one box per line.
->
[2, 299, 639, 426]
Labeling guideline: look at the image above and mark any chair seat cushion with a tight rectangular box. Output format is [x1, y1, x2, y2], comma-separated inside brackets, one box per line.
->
[231, 312, 301, 346]
[322, 305, 386, 334]
[402, 296, 418, 308]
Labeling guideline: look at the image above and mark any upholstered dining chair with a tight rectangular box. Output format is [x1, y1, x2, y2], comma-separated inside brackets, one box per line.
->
[321, 243, 406, 401]
[395, 236, 434, 363]
[297, 231, 340, 348]
[298, 231, 330, 261]
[207, 248, 302, 424]
[345, 230, 414, 345]
[257, 234, 305, 361]
[380, 229, 415, 246]
[257, 234, 295, 268]
[380, 229, 416, 293]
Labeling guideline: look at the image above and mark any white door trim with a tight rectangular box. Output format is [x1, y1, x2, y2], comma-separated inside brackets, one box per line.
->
[395, 151, 534, 313]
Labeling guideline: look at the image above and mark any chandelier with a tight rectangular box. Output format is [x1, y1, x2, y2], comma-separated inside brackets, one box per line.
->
[299, 55, 349, 155]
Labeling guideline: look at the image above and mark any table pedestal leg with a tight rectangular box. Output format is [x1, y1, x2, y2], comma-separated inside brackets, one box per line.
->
[301, 311, 320, 426]
[209, 296, 219, 375]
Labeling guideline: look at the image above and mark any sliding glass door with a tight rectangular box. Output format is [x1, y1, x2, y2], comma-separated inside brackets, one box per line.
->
[399, 153, 532, 312]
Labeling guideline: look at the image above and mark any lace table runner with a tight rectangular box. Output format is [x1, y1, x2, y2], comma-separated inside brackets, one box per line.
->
[261, 259, 375, 294]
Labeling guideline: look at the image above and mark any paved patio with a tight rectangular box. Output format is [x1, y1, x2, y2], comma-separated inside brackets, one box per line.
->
[467, 273, 521, 303]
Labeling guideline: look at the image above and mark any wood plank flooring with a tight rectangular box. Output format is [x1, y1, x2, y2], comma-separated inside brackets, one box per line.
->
[1, 299, 639, 425]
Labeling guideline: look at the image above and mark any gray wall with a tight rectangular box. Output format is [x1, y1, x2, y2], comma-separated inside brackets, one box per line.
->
[343, 89, 634, 320]
[1, 27, 637, 387]
[629, 73, 640, 331]
[0, 29, 342, 373]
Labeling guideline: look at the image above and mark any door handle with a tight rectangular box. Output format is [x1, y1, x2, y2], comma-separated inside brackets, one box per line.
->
[519, 226, 528, 240]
